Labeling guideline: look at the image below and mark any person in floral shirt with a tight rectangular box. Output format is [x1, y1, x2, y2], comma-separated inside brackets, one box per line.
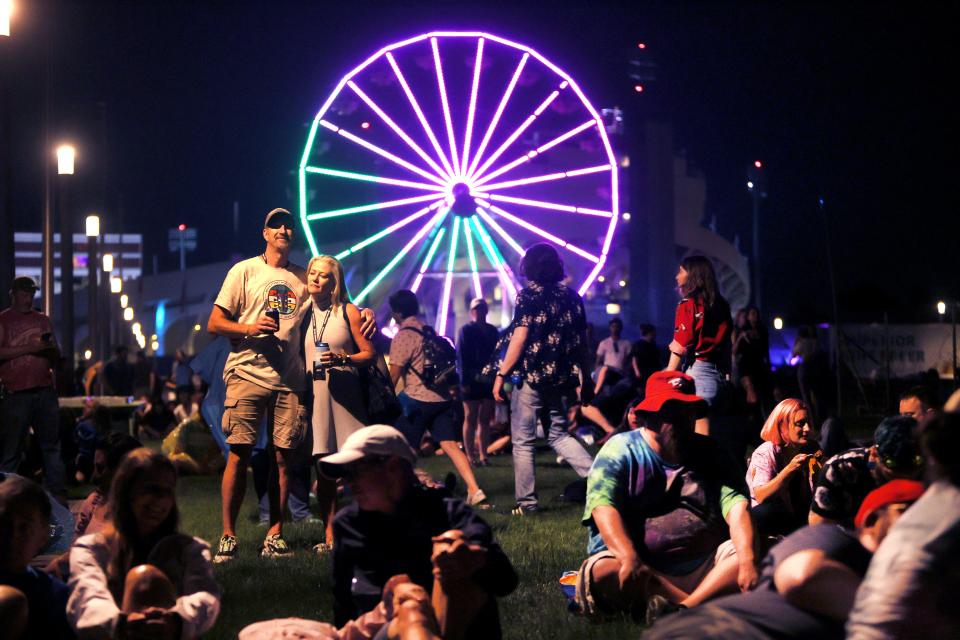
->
[492, 243, 595, 515]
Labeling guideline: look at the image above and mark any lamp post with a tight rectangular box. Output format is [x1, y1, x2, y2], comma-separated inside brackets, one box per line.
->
[101, 252, 113, 354]
[85, 214, 99, 365]
[747, 161, 768, 313]
[0, 1, 13, 298]
[941, 300, 958, 389]
[57, 144, 75, 374]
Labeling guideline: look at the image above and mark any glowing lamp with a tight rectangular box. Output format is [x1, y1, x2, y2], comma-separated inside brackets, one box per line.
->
[123, 307, 133, 322]
[598, 275, 605, 283]
[937, 301, 947, 315]
[132, 322, 142, 335]
[150, 340, 159, 351]
[773, 317, 784, 330]
[83, 349, 92, 360]
[193, 324, 201, 331]
[120, 294, 128, 309]
[85, 215, 100, 237]
[361, 121, 371, 129]
[56, 145, 76, 175]
[178, 223, 186, 232]
[637, 43, 646, 49]
[747, 181, 754, 190]
[110, 277, 122, 293]
[633, 84, 644, 93]
[606, 302, 621, 315]
[1, 0, 11, 37]
[618, 280, 627, 287]
[102, 253, 114, 272]
[754, 160, 763, 169]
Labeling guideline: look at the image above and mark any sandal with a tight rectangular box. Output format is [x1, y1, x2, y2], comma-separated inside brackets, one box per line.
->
[313, 542, 334, 555]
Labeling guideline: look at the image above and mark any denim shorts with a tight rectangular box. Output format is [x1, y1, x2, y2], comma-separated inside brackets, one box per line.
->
[686, 360, 725, 408]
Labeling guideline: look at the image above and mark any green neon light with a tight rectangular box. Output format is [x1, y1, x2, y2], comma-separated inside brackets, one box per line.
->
[354, 209, 449, 303]
[300, 118, 322, 257]
[447, 217, 462, 272]
[470, 215, 506, 268]
[305, 166, 444, 192]
[463, 217, 481, 295]
[419, 227, 447, 273]
[308, 193, 440, 221]
[336, 201, 442, 261]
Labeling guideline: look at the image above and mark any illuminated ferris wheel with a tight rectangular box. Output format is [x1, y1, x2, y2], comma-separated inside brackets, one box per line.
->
[299, 31, 619, 336]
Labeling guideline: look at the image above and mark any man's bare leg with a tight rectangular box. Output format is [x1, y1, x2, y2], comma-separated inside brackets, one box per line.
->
[221, 445, 252, 538]
[266, 446, 293, 537]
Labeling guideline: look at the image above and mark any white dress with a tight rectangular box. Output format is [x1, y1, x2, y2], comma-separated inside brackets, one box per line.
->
[304, 301, 367, 456]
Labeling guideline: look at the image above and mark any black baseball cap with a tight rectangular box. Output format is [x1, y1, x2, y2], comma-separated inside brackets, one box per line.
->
[11, 276, 39, 292]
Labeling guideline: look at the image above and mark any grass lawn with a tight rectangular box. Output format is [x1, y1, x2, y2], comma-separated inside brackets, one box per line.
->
[176, 449, 639, 639]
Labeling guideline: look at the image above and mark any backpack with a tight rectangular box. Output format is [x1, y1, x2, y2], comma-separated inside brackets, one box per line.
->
[400, 326, 460, 393]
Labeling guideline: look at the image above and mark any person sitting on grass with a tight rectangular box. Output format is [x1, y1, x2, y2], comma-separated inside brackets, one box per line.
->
[808, 415, 922, 527]
[0, 474, 73, 638]
[75, 433, 144, 539]
[576, 371, 758, 623]
[320, 425, 518, 639]
[67, 448, 220, 639]
[746, 398, 822, 537]
[644, 479, 925, 639]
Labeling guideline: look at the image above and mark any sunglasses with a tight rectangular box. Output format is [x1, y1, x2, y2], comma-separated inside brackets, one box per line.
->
[266, 217, 295, 230]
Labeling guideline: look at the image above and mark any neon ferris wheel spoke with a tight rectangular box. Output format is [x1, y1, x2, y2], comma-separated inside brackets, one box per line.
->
[412, 226, 448, 293]
[465, 53, 529, 179]
[431, 37, 461, 177]
[437, 216, 462, 336]
[305, 166, 445, 192]
[469, 86, 563, 182]
[459, 38, 485, 174]
[469, 215, 518, 300]
[348, 81, 451, 182]
[354, 207, 449, 303]
[474, 119, 597, 187]
[486, 193, 613, 217]
[479, 164, 612, 191]
[478, 200, 599, 263]
[474, 207, 524, 257]
[319, 120, 447, 186]
[335, 199, 446, 260]
[463, 217, 483, 298]
[385, 52, 456, 178]
[307, 192, 441, 221]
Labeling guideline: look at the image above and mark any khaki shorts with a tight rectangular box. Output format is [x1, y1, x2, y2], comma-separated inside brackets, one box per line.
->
[574, 540, 738, 618]
[222, 375, 306, 450]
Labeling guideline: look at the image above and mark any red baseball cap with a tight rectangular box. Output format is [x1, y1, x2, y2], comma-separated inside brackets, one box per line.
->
[632, 371, 707, 417]
[854, 479, 925, 529]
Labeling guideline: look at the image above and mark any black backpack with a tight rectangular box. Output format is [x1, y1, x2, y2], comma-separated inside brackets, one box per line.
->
[400, 326, 460, 393]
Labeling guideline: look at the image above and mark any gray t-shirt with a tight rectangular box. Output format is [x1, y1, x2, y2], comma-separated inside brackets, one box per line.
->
[214, 256, 308, 392]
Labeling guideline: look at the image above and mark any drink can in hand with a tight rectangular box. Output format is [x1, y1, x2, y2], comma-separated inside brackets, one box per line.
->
[265, 308, 280, 333]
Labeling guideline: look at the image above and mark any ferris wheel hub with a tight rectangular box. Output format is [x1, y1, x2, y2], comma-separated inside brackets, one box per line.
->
[448, 181, 476, 217]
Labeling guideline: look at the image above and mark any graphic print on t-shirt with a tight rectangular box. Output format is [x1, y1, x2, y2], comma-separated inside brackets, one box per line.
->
[264, 281, 299, 317]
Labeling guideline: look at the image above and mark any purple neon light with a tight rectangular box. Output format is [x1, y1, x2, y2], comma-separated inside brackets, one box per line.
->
[302, 31, 620, 298]
[320, 120, 447, 186]
[469, 87, 563, 181]
[305, 166, 445, 192]
[463, 219, 483, 298]
[348, 81, 451, 181]
[478, 201, 599, 263]
[487, 193, 612, 217]
[385, 52, 456, 178]
[460, 38, 485, 172]
[474, 119, 597, 187]
[579, 259, 606, 297]
[479, 164, 611, 191]
[465, 52, 529, 180]
[474, 207, 524, 256]
[431, 37, 461, 176]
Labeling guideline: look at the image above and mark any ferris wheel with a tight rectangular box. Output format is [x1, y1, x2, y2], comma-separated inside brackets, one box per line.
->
[299, 31, 619, 336]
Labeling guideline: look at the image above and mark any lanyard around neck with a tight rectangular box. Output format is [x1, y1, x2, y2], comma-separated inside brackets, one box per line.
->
[312, 305, 333, 345]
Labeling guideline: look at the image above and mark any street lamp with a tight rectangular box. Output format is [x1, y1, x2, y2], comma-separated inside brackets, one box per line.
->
[123, 307, 133, 322]
[85, 214, 100, 362]
[773, 317, 784, 331]
[120, 293, 128, 308]
[110, 276, 122, 293]
[57, 144, 77, 373]
[102, 253, 114, 273]
[939, 300, 958, 388]
[1, 0, 12, 37]
[937, 300, 947, 316]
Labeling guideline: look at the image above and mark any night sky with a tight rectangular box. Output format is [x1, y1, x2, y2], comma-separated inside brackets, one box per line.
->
[4, 1, 956, 323]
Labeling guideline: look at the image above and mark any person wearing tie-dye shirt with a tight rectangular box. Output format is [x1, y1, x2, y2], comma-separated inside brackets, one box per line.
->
[574, 371, 758, 621]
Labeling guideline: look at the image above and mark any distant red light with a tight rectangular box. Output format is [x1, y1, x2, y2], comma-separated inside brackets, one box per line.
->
[634, 84, 644, 93]
[361, 121, 371, 129]
[754, 160, 762, 169]
[178, 224, 186, 231]
[637, 43, 646, 49]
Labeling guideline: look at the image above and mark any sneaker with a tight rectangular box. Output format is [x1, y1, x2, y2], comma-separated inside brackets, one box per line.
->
[645, 595, 685, 626]
[511, 504, 538, 516]
[466, 489, 488, 507]
[214, 535, 238, 563]
[260, 534, 293, 558]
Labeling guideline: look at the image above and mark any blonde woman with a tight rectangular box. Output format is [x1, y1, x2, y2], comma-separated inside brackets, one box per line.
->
[301, 255, 376, 553]
[746, 398, 822, 536]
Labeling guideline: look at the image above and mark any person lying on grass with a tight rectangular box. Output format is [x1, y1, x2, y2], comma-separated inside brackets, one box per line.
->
[320, 425, 518, 640]
[576, 371, 758, 623]
[67, 448, 220, 639]
[0, 474, 73, 638]
[644, 479, 925, 639]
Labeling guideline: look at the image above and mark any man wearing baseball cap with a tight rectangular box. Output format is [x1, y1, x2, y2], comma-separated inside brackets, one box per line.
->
[645, 479, 925, 638]
[320, 425, 517, 639]
[0, 276, 65, 501]
[207, 208, 376, 561]
[575, 371, 757, 620]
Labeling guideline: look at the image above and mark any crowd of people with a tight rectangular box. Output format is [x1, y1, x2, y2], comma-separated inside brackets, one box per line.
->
[1, 206, 959, 639]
